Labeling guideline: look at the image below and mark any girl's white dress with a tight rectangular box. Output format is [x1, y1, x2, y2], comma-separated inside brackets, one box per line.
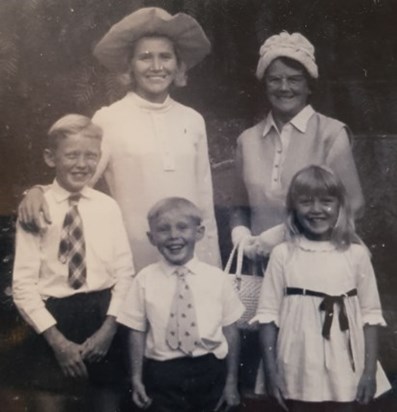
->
[252, 237, 391, 402]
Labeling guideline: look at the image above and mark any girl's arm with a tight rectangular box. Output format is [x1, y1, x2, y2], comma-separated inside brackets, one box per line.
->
[356, 325, 378, 404]
[129, 329, 152, 409]
[259, 323, 287, 411]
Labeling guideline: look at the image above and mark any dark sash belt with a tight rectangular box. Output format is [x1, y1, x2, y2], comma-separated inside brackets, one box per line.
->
[285, 287, 358, 340]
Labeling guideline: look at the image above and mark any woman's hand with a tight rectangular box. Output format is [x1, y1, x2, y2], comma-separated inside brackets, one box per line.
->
[18, 186, 51, 232]
[243, 236, 262, 261]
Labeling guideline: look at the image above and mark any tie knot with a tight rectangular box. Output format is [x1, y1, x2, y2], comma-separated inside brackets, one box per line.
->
[69, 193, 81, 206]
[175, 267, 189, 278]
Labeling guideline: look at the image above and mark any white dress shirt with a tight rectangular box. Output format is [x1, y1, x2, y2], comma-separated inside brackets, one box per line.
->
[13, 180, 135, 333]
[117, 257, 245, 361]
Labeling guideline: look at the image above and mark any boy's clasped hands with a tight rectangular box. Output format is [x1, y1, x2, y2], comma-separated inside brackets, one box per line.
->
[43, 315, 117, 379]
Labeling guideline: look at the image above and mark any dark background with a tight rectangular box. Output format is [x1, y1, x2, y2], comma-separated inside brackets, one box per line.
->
[1, 0, 397, 409]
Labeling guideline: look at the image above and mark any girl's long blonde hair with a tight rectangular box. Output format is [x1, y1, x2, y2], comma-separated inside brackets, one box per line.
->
[285, 165, 362, 250]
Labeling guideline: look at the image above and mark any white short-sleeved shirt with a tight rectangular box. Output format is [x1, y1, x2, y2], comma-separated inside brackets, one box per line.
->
[118, 257, 245, 361]
[252, 237, 390, 402]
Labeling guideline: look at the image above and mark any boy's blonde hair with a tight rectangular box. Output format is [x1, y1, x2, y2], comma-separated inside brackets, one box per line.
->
[286, 165, 362, 250]
[47, 114, 102, 149]
[147, 197, 202, 228]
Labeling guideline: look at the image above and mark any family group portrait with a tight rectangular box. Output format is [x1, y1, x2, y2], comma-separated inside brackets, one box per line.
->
[1, 0, 397, 411]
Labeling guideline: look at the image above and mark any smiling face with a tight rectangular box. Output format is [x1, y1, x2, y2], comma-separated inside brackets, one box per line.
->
[265, 57, 311, 124]
[129, 36, 179, 103]
[44, 133, 101, 193]
[294, 193, 339, 241]
[148, 209, 204, 265]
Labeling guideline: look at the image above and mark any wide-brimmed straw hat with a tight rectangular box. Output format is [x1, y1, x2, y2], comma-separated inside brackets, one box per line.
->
[93, 7, 211, 73]
[256, 31, 318, 80]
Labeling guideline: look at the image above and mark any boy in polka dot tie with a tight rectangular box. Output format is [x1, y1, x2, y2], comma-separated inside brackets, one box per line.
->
[118, 197, 245, 411]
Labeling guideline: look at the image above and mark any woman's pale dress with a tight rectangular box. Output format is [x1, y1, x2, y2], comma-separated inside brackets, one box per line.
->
[92, 92, 221, 271]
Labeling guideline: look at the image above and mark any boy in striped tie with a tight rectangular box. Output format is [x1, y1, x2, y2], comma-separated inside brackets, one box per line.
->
[117, 197, 245, 412]
[12, 114, 135, 411]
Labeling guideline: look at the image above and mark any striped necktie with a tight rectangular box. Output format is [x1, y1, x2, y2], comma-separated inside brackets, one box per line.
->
[166, 266, 200, 356]
[58, 193, 86, 289]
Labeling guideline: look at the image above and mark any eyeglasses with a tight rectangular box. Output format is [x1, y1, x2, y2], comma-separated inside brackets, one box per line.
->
[266, 75, 306, 87]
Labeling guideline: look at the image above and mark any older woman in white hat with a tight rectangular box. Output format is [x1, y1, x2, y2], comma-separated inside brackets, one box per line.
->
[19, 7, 221, 271]
[231, 31, 365, 264]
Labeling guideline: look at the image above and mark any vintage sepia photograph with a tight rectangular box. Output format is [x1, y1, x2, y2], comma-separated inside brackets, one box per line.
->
[1, 0, 397, 411]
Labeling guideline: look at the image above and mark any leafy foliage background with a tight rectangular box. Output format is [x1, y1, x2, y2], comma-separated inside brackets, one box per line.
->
[1, 0, 397, 211]
[2, 0, 397, 378]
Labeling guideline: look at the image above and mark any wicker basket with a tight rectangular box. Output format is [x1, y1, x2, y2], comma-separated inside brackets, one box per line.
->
[225, 239, 263, 330]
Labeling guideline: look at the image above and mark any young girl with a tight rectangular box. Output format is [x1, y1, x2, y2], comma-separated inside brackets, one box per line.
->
[252, 165, 390, 412]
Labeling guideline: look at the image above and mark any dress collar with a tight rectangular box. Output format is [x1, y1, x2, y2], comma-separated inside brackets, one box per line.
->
[262, 104, 315, 137]
[160, 256, 199, 277]
[51, 179, 92, 203]
[297, 236, 336, 252]
[128, 91, 174, 113]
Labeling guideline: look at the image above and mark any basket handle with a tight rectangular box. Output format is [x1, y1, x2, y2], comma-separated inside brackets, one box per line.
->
[224, 237, 246, 281]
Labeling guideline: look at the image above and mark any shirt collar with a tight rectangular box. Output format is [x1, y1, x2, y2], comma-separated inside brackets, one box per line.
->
[262, 104, 315, 137]
[51, 179, 92, 203]
[160, 256, 199, 277]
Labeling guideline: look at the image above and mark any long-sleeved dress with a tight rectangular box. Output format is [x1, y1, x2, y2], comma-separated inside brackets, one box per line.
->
[91, 92, 221, 271]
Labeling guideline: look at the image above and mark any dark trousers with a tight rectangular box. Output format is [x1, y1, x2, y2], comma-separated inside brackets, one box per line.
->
[143, 354, 226, 412]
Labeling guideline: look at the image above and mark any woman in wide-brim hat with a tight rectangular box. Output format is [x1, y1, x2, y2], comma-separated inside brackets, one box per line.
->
[89, 7, 221, 272]
[230, 31, 365, 267]
[20, 7, 221, 271]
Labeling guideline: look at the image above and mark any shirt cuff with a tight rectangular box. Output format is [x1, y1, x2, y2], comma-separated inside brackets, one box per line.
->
[223, 302, 246, 326]
[362, 313, 387, 327]
[257, 224, 286, 254]
[107, 296, 122, 319]
[116, 312, 147, 332]
[249, 314, 280, 327]
[31, 308, 57, 334]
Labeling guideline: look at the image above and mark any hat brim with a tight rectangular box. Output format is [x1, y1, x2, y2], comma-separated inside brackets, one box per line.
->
[93, 7, 211, 73]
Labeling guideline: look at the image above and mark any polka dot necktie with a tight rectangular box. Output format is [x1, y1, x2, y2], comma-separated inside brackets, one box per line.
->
[58, 194, 87, 289]
[166, 266, 200, 356]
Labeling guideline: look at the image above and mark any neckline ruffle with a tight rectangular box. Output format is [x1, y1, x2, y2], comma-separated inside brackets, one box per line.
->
[297, 236, 336, 252]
